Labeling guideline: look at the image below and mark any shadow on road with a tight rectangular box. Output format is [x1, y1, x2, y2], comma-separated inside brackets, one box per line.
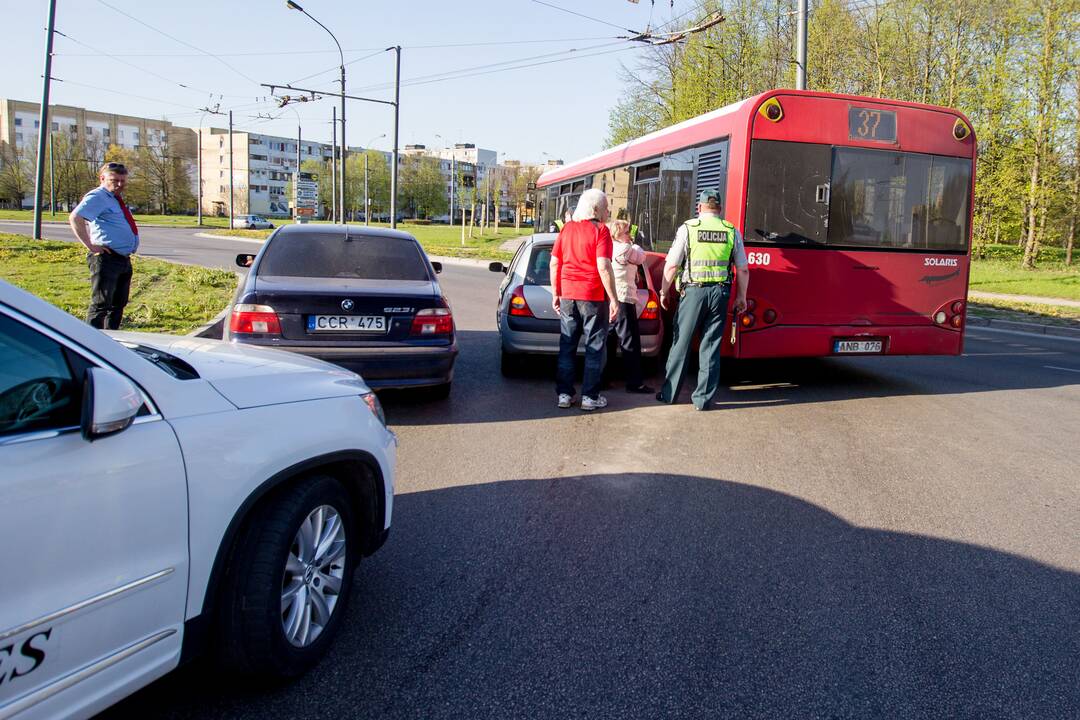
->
[105, 474, 1080, 719]
[379, 329, 1079, 426]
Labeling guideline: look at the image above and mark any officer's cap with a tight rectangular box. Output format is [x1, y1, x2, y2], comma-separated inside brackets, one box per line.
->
[697, 189, 721, 205]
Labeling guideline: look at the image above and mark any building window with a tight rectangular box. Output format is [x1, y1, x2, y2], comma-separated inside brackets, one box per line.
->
[51, 122, 58, 131]
[15, 132, 23, 143]
[103, 128, 110, 138]
[14, 118, 21, 126]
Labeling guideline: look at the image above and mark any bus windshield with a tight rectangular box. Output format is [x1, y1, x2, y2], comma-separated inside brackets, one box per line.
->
[745, 139, 971, 252]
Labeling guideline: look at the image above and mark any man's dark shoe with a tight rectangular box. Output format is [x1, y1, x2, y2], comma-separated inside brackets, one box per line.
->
[626, 384, 655, 394]
[655, 391, 669, 403]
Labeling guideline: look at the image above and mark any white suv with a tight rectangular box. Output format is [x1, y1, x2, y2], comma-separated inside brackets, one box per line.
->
[0, 280, 395, 719]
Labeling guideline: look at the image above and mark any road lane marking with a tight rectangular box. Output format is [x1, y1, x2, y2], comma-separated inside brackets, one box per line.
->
[1044, 365, 1080, 373]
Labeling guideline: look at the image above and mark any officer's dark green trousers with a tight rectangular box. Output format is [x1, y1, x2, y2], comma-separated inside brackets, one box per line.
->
[658, 283, 731, 410]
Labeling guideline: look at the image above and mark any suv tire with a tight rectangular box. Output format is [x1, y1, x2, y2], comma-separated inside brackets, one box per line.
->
[218, 475, 357, 679]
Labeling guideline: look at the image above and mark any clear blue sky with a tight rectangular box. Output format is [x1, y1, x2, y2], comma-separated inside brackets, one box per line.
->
[6, 0, 693, 163]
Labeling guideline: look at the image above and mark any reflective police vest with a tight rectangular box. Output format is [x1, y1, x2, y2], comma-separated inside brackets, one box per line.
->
[685, 216, 736, 285]
[554, 219, 565, 231]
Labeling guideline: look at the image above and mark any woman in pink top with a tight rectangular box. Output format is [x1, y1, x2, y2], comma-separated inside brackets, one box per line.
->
[609, 220, 653, 394]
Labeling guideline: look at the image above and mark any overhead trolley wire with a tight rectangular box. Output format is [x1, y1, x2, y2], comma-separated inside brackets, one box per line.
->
[94, 0, 261, 86]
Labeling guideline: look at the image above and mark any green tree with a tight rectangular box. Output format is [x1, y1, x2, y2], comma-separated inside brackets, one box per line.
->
[401, 155, 447, 219]
[0, 143, 34, 208]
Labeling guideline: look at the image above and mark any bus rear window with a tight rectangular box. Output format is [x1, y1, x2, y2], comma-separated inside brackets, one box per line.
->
[746, 140, 971, 253]
[829, 148, 970, 252]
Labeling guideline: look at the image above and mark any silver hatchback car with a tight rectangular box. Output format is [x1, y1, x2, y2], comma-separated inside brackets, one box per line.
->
[489, 234, 664, 376]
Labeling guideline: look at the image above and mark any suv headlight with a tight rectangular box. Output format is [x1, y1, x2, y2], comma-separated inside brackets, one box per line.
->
[360, 391, 386, 427]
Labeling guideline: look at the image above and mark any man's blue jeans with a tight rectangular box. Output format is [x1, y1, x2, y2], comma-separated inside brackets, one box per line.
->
[556, 299, 608, 400]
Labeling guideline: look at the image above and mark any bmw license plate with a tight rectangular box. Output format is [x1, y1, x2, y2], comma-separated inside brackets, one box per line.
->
[308, 315, 386, 332]
[834, 338, 884, 354]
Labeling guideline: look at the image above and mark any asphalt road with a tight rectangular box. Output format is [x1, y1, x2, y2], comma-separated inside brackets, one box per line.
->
[80, 243, 1080, 719]
[0, 220, 259, 270]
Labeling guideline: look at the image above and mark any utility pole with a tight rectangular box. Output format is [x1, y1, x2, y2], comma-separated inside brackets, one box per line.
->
[295, 122, 301, 223]
[364, 152, 369, 226]
[48, 133, 55, 216]
[228, 110, 234, 229]
[32, 0, 57, 240]
[331, 106, 338, 223]
[339, 63, 346, 224]
[390, 45, 401, 229]
[795, 0, 807, 90]
[196, 127, 202, 226]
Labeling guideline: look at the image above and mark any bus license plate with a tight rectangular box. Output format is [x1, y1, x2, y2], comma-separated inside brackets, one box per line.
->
[834, 339, 884, 354]
[308, 315, 386, 332]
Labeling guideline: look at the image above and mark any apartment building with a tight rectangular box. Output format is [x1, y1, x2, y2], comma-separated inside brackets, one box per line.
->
[0, 98, 198, 205]
[196, 128, 335, 217]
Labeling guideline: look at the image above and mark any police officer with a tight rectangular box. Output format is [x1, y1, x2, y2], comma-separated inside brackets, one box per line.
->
[655, 189, 749, 410]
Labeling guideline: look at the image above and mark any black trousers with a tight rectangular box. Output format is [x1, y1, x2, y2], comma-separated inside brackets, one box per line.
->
[612, 300, 644, 390]
[87, 252, 132, 330]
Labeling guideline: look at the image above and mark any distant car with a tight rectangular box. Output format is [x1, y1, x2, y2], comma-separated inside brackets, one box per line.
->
[489, 233, 664, 376]
[235, 214, 274, 230]
[228, 224, 458, 398]
[0, 279, 395, 717]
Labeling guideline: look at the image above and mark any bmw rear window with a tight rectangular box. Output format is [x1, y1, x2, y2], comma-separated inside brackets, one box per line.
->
[257, 233, 430, 280]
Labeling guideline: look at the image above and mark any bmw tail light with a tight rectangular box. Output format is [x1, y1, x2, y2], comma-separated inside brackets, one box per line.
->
[410, 307, 454, 336]
[641, 290, 660, 320]
[508, 285, 532, 316]
[230, 304, 281, 335]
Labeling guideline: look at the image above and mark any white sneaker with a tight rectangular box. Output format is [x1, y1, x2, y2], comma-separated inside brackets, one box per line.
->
[580, 395, 608, 411]
[557, 393, 573, 408]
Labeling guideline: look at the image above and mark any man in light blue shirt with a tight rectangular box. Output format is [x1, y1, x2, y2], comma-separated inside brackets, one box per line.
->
[69, 162, 140, 329]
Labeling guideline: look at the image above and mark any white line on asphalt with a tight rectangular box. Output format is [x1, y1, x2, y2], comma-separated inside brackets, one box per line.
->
[1043, 365, 1080, 373]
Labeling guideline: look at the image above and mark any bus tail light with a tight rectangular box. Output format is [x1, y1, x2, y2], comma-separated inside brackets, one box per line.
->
[508, 286, 532, 316]
[411, 307, 454, 336]
[230, 304, 281, 335]
[763, 309, 777, 324]
[746, 298, 757, 311]
[641, 290, 660, 320]
[952, 301, 964, 314]
[759, 97, 784, 122]
[740, 312, 756, 328]
[934, 311, 948, 324]
[950, 314, 963, 328]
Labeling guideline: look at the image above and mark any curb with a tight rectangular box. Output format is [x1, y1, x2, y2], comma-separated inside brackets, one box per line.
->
[967, 314, 1080, 339]
[194, 232, 265, 245]
[187, 305, 229, 339]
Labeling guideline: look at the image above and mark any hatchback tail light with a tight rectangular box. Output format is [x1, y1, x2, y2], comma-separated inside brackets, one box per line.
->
[508, 285, 532, 316]
[640, 290, 660, 320]
[230, 304, 281, 335]
[410, 307, 454, 336]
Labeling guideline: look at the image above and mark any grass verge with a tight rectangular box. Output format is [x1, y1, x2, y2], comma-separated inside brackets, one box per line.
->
[969, 260, 1080, 301]
[208, 221, 529, 261]
[0, 233, 237, 334]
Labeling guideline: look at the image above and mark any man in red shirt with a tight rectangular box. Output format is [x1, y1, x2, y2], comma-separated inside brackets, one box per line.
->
[549, 188, 620, 411]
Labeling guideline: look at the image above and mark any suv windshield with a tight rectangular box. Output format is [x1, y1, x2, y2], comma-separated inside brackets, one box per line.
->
[258, 233, 430, 280]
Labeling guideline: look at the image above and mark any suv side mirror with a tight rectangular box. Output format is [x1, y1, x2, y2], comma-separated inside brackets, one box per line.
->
[236, 253, 255, 268]
[431, 261, 443, 274]
[81, 367, 142, 441]
[488, 262, 506, 274]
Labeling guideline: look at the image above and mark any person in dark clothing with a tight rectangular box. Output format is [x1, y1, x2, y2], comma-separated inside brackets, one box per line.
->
[68, 162, 140, 330]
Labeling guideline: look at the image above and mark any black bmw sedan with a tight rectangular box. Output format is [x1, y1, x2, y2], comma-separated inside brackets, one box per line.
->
[227, 225, 457, 398]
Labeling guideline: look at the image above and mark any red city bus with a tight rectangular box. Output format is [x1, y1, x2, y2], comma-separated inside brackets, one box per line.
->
[536, 89, 976, 358]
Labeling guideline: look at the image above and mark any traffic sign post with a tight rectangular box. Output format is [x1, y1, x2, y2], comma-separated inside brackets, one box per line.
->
[295, 171, 319, 224]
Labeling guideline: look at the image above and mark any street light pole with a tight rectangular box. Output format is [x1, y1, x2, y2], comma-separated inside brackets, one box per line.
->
[364, 133, 385, 226]
[228, 110, 234, 229]
[32, 0, 57, 240]
[795, 0, 807, 90]
[390, 45, 401, 229]
[286, 1, 345, 222]
[331, 106, 338, 223]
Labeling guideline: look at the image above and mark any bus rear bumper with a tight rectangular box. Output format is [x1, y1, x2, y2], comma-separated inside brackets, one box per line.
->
[737, 324, 964, 358]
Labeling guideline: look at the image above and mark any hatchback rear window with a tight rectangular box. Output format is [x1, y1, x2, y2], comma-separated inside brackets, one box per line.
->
[257, 233, 430, 280]
[524, 246, 552, 285]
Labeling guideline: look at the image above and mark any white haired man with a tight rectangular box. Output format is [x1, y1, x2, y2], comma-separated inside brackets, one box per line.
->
[549, 188, 620, 411]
